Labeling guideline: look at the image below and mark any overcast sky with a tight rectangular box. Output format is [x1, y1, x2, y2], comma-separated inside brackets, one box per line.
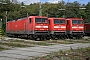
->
[17, 0, 90, 5]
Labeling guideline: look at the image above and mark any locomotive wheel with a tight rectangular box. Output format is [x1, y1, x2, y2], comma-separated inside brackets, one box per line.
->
[29, 35, 34, 40]
[80, 35, 83, 39]
[77, 35, 83, 39]
[52, 35, 59, 40]
[69, 35, 73, 39]
[35, 38, 40, 41]
[14, 34, 18, 38]
[45, 35, 50, 40]
[34, 35, 45, 41]
[60, 35, 66, 40]
[73, 37, 76, 40]
[46, 36, 50, 40]
[53, 37, 58, 40]
[62, 35, 66, 40]
[54, 37, 58, 40]
[40, 36, 46, 40]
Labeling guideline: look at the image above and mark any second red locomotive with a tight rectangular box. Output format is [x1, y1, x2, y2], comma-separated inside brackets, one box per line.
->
[48, 18, 66, 39]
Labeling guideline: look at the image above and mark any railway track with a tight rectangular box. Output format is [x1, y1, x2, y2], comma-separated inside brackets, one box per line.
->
[0, 36, 90, 50]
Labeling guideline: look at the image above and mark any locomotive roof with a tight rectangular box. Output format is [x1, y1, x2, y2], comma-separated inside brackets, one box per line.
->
[48, 18, 65, 19]
[7, 17, 28, 22]
[28, 16, 47, 18]
[66, 18, 83, 20]
[7, 16, 48, 22]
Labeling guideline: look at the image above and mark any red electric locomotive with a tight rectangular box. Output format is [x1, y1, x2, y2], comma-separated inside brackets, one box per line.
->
[48, 18, 66, 39]
[6, 16, 49, 40]
[84, 23, 90, 35]
[66, 18, 84, 39]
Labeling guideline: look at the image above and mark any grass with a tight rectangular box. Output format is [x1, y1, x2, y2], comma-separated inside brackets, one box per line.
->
[11, 39, 82, 44]
[46, 38, 90, 44]
[49, 40, 74, 44]
[8, 38, 90, 47]
[0, 39, 53, 51]
[0, 37, 90, 52]
[31, 47, 90, 60]
[0, 42, 33, 47]
[11, 40, 53, 46]
[67, 39, 90, 43]
[0, 46, 9, 51]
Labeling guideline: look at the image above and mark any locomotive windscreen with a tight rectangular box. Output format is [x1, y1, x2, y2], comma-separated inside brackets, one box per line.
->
[35, 18, 48, 23]
[72, 20, 83, 24]
[54, 20, 65, 24]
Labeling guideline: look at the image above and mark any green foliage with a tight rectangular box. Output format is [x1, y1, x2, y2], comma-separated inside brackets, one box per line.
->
[32, 47, 90, 60]
[0, 42, 32, 47]
[0, 0, 90, 35]
[11, 40, 53, 46]
[0, 46, 9, 51]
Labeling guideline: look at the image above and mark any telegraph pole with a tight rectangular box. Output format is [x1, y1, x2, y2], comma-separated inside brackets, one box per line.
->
[6, 11, 7, 27]
[62, 0, 63, 3]
[39, 2, 42, 16]
[0, 19, 2, 40]
[68, 0, 69, 3]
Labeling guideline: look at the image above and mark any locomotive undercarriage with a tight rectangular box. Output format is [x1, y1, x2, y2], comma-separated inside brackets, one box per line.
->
[68, 34, 83, 39]
[6, 30, 50, 40]
[7, 33, 50, 40]
[68, 32, 84, 39]
[34, 35, 50, 40]
[6, 30, 84, 40]
[33, 31, 50, 40]
[51, 34, 66, 40]
[50, 32, 66, 40]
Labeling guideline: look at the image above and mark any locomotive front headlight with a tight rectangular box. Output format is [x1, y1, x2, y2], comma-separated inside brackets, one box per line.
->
[40, 29, 44, 30]
[35, 29, 37, 30]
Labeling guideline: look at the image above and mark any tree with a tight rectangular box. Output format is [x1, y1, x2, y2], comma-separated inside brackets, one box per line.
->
[86, 2, 90, 23]
[0, 0, 90, 35]
[12, 0, 18, 4]
[5, 0, 11, 3]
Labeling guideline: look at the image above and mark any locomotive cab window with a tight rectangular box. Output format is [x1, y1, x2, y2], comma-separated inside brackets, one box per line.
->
[72, 20, 83, 24]
[54, 20, 59, 24]
[35, 18, 48, 23]
[54, 19, 65, 24]
[29, 18, 32, 23]
[72, 20, 77, 24]
[78, 20, 82, 24]
[60, 20, 65, 24]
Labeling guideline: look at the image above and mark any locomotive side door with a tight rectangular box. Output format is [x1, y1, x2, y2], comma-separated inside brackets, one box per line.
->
[66, 20, 70, 34]
[29, 18, 32, 29]
[26, 18, 34, 34]
[48, 19, 50, 31]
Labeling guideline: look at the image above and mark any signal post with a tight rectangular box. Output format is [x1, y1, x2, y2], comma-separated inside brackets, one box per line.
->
[0, 19, 2, 40]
